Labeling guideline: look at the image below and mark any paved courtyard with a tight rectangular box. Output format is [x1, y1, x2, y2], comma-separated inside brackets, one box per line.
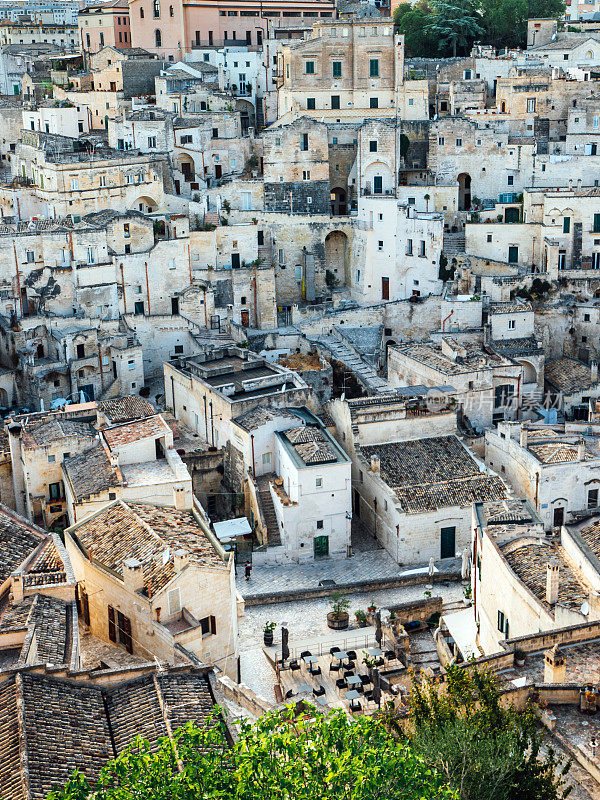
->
[238, 581, 465, 703]
[236, 550, 461, 601]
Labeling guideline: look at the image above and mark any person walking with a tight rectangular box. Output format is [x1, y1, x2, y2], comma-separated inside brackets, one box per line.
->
[244, 561, 252, 581]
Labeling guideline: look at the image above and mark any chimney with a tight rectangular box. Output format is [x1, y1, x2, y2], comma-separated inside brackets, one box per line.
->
[546, 561, 560, 605]
[173, 548, 189, 572]
[122, 557, 145, 594]
[173, 486, 188, 510]
[370, 454, 380, 473]
[520, 426, 528, 448]
[578, 438, 586, 461]
[544, 643, 566, 683]
[11, 574, 23, 603]
[591, 360, 598, 383]
[577, 178, 582, 190]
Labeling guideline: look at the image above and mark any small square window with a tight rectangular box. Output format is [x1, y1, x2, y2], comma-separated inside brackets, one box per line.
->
[369, 140, 377, 152]
[48, 454, 56, 463]
[316, 519, 324, 529]
[316, 477, 322, 487]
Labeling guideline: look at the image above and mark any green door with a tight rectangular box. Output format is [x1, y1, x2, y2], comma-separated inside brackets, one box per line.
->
[314, 535, 329, 558]
[440, 526, 456, 559]
[508, 245, 519, 264]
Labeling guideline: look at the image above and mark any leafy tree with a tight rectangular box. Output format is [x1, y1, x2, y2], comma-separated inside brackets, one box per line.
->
[406, 665, 572, 800]
[48, 706, 457, 800]
[528, 0, 566, 20]
[478, 0, 528, 49]
[394, 2, 440, 57]
[425, 0, 484, 56]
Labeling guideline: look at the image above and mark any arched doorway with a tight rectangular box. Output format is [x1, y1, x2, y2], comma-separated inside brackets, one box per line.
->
[131, 196, 158, 213]
[458, 173, 471, 211]
[325, 231, 348, 285]
[0, 387, 8, 408]
[330, 187, 347, 216]
[177, 153, 195, 183]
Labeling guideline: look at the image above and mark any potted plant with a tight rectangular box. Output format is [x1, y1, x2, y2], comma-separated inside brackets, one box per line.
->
[355, 609, 367, 628]
[327, 591, 350, 630]
[263, 621, 276, 646]
[367, 601, 377, 614]
[514, 647, 526, 667]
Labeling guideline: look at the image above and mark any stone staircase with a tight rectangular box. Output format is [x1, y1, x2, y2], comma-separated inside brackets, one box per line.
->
[309, 334, 389, 394]
[97, 377, 121, 402]
[256, 474, 281, 548]
[443, 231, 466, 254]
[203, 210, 220, 227]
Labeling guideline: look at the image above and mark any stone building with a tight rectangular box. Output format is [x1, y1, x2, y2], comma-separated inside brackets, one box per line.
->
[78, 0, 131, 56]
[485, 421, 600, 530]
[65, 498, 239, 677]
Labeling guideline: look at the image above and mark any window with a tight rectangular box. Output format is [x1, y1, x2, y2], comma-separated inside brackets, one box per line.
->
[148, 136, 156, 148]
[305, 60, 315, 74]
[175, 344, 183, 354]
[378, 240, 384, 250]
[594, 115, 600, 130]
[307, 97, 315, 109]
[169, 4, 173, 14]
[369, 140, 377, 152]
[370, 97, 378, 109]
[526, 98, 536, 113]
[108, 607, 132, 653]
[302, 170, 310, 180]
[594, 213, 600, 233]
[508, 319, 516, 330]
[153, 0, 160, 16]
[301, 133, 309, 151]
[563, 216, 571, 233]
[316, 519, 324, 529]
[316, 477, 322, 487]
[48, 454, 56, 463]
[134, 301, 144, 315]
[262, 452, 272, 467]
[70, 178, 79, 191]
[109, 492, 116, 500]
[168, 587, 181, 615]
[507, 175, 514, 186]
[588, 488, 599, 508]
[369, 58, 379, 77]
[438, 136, 445, 145]
[419, 240, 426, 257]
[406, 238, 413, 255]
[487, 234, 492, 243]
[86, 247, 96, 264]
[154, 28, 161, 47]
[76, 343, 85, 358]
[49, 481, 62, 500]
[332, 60, 342, 78]
[456, 138, 462, 147]
[99, 175, 107, 187]
[331, 95, 340, 109]
[558, 250, 566, 271]
[497, 609, 505, 633]
[200, 615, 217, 636]
[26, 250, 34, 263]
[140, 6, 144, 16]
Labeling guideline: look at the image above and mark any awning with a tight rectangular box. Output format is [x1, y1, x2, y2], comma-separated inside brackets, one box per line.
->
[443, 607, 481, 661]
[213, 517, 252, 541]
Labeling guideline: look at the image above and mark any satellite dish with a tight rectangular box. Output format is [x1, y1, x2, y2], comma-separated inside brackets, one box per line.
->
[581, 601, 590, 616]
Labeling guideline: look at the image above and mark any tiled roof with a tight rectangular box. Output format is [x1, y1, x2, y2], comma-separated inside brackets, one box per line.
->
[21, 418, 94, 449]
[63, 444, 122, 502]
[362, 435, 506, 513]
[481, 499, 535, 526]
[503, 542, 588, 612]
[489, 300, 533, 314]
[103, 414, 169, 449]
[0, 505, 48, 586]
[545, 357, 594, 394]
[490, 336, 544, 357]
[232, 406, 299, 432]
[98, 395, 155, 424]
[0, 594, 71, 667]
[397, 342, 510, 376]
[281, 426, 339, 465]
[528, 441, 580, 464]
[70, 501, 224, 597]
[0, 667, 221, 800]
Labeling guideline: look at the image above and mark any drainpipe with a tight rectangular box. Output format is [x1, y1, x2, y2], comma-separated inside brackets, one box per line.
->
[442, 308, 454, 331]
[188, 242, 192, 284]
[119, 263, 127, 313]
[12, 241, 22, 317]
[144, 261, 151, 315]
[203, 394, 208, 441]
[534, 472, 539, 510]
[170, 374, 175, 417]
[251, 434, 256, 478]
[98, 343, 104, 392]
[472, 530, 478, 619]
[209, 400, 214, 446]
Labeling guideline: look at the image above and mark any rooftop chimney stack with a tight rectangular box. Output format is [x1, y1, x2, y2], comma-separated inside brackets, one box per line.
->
[546, 561, 560, 606]
[370, 455, 380, 473]
[11, 574, 23, 603]
[173, 486, 188, 509]
[122, 557, 145, 594]
[520, 426, 528, 448]
[544, 643, 566, 683]
[173, 548, 189, 572]
[591, 360, 598, 383]
[578, 439, 586, 461]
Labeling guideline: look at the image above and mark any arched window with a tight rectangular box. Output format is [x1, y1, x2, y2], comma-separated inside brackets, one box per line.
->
[155, 28, 162, 47]
[140, 6, 144, 17]
[169, 4, 174, 15]
[153, 0, 160, 17]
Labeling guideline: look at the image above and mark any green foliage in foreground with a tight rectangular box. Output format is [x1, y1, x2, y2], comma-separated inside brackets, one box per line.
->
[47, 706, 456, 800]
[408, 665, 572, 800]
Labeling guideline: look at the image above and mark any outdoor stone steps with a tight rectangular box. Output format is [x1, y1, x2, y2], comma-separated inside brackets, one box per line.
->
[256, 476, 282, 548]
[443, 232, 466, 254]
[311, 335, 389, 394]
